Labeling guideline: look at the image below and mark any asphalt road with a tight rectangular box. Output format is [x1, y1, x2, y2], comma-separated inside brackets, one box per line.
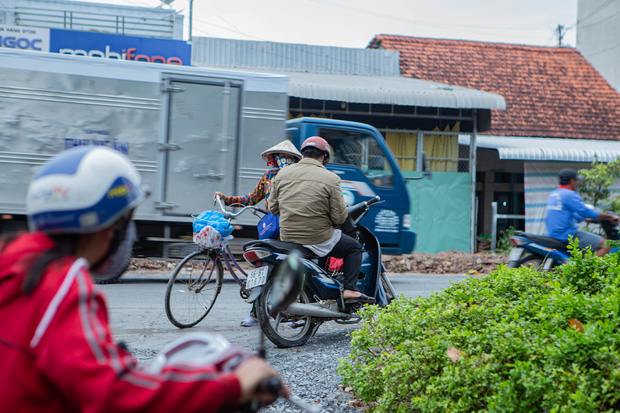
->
[100, 271, 471, 363]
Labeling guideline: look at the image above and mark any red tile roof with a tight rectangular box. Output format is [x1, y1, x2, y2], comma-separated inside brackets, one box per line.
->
[369, 35, 620, 140]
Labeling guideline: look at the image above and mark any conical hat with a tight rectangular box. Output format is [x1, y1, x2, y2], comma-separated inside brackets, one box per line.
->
[260, 140, 302, 162]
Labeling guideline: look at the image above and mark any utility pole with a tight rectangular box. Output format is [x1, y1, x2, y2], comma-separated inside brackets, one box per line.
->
[556, 24, 565, 47]
[189, 0, 193, 42]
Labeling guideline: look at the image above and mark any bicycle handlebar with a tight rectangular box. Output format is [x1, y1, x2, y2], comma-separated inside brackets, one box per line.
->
[214, 195, 268, 219]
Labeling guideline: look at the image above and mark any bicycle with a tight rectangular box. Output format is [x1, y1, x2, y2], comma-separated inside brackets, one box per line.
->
[164, 196, 267, 328]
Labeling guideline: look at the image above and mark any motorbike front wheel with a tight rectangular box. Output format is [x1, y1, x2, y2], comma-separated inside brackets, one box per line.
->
[256, 280, 318, 348]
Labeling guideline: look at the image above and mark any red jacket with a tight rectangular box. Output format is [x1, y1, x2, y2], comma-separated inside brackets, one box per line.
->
[0, 232, 241, 412]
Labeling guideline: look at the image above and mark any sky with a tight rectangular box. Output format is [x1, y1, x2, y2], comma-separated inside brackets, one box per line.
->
[78, 0, 578, 49]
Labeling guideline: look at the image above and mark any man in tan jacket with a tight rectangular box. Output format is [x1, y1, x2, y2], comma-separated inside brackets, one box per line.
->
[268, 137, 375, 304]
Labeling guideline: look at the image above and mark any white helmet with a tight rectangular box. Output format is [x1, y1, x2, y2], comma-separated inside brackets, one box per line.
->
[26, 146, 146, 234]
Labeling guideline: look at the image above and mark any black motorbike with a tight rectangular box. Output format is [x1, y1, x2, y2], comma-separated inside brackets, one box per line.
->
[241, 196, 396, 348]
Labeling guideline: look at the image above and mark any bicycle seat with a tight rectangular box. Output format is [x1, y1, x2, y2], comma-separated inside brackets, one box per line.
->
[514, 231, 568, 250]
[243, 239, 318, 259]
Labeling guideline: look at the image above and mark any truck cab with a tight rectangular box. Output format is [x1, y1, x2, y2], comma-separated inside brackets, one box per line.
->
[286, 118, 416, 254]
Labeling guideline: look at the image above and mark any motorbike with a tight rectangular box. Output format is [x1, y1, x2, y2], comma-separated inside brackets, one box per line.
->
[508, 219, 619, 270]
[241, 195, 397, 348]
[147, 253, 318, 413]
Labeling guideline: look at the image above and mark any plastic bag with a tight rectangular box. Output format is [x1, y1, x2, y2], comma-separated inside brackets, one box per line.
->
[192, 211, 234, 249]
[193, 225, 232, 249]
[192, 210, 234, 237]
[257, 212, 280, 240]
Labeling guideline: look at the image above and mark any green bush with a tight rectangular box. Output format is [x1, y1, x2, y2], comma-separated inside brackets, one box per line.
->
[339, 247, 620, 412]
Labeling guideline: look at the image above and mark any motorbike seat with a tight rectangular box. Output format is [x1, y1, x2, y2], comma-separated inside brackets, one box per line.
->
[514, 231, 568, 250]
[243, 239, 319, 259]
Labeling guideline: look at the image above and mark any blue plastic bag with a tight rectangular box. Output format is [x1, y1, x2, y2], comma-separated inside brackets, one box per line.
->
[257, 212, 280, 240]
[193, 211, 234, 237]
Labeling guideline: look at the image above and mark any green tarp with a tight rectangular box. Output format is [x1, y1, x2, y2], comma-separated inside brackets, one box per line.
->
[405, 171, 471, 253]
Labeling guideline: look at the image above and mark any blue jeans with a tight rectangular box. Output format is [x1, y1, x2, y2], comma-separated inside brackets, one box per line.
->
[572, 230, 603, 251]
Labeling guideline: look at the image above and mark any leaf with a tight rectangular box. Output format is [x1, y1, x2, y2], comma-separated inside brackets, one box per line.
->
[447, 347, 463, 362]
[568, 319, 584, 333]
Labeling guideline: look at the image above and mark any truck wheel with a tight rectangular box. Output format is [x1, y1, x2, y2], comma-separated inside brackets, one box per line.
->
[256, 280, 318, 348]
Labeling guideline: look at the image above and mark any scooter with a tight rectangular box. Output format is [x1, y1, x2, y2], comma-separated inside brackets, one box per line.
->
[508, 220, 619, 270]
[241, 195, 397, 348]
[147, 253, 319, 413]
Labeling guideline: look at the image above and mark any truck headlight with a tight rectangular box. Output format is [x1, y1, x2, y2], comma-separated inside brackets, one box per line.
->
[403, 214, 411, 228]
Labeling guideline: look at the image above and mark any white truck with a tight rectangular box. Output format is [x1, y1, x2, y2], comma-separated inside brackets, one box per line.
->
[0, 49, 289, 256]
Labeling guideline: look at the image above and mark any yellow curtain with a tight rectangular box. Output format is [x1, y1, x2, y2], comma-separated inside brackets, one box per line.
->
[423, 123, 460, 172]
[386, 123, 460, 173]
[386, 132, 417, 171]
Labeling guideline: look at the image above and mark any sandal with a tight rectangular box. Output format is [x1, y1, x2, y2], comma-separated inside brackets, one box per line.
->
[240, 316, 259, 327]
[344, 293, 376, 305]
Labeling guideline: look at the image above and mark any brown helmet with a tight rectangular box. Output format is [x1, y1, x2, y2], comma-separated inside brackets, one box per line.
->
[301, 136, 331, 165]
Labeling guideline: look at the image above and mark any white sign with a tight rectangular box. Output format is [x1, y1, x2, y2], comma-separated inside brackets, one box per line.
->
[0, 25, 50, 52]
[374, 209, 400, 233]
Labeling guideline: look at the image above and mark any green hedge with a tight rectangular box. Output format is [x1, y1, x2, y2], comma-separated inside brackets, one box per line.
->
[339, 248, 620, 412]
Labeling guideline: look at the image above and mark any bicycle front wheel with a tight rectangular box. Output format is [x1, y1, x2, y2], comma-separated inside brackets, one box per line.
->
[165, 250, 223, 328]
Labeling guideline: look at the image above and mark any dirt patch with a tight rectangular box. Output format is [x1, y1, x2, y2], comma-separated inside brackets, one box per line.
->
[130, 251, 508, 275]
[382, 250, 509, 275]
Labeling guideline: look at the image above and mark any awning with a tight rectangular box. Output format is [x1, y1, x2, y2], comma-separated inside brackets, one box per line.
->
[286, 72, 506, 110]
[458, 135, 620, 162]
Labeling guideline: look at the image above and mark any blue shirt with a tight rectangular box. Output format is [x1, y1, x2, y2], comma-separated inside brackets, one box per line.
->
[545, 187, 600, 242]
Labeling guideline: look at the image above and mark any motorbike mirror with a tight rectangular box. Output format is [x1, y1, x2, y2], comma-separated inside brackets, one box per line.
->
[268, 250, 304, 318]
[422, 152, 433, 180]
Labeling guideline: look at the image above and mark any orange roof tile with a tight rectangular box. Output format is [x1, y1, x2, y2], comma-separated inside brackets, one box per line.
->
[369, 35, 620, 140]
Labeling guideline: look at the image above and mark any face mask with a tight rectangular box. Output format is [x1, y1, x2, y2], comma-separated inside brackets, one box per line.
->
[92, 221, 137, 281]
[276, 156, 294, 169]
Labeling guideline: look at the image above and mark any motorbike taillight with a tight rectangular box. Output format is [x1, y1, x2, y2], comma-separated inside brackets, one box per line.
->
[243, 249, 270, 265]
[509, 237, 525, 246]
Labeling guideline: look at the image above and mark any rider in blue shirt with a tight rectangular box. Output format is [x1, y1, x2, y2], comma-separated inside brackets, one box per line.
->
[546, 168, 619, 256]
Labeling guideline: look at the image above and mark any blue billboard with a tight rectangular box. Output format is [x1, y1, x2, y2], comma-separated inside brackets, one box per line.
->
[50, 29, 191, 65]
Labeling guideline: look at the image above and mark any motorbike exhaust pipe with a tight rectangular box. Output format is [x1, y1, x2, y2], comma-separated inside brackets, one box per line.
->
[285, 303, 350, 319]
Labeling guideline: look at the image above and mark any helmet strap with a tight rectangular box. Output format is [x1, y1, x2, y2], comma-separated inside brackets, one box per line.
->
[322, 153, 329, 166]
[91, 213, 131, 272]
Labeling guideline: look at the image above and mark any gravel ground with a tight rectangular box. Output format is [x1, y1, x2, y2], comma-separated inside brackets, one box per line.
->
[125, 328, 361, 413]
[258, 329, 361, 413]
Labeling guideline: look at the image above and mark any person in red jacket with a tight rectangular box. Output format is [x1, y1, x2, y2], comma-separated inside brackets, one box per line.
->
[0, 146, 284, 412]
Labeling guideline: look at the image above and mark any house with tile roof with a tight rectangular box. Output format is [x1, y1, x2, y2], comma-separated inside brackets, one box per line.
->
[368, 35, 620, 242]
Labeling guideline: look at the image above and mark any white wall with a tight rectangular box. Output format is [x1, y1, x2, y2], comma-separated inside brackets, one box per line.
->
[0, 0, 183, 39]
[577, 0, 620, 92]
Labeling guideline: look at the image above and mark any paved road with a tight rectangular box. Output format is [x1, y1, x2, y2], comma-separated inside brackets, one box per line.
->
[100, 272, 471, 363]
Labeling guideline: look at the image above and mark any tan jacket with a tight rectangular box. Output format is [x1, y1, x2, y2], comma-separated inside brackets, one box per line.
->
[268, 157, 348, 245]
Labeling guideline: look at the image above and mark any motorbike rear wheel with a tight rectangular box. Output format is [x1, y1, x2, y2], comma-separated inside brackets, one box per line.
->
[256, 279, 318, 348]
[381, 272, 397, 304]
[510, 255, 545, 270]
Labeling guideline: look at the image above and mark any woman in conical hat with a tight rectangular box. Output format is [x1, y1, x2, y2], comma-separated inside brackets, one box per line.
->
[214, 140, 301, 209]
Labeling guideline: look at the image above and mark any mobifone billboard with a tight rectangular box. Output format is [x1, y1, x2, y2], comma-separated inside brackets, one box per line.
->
[0, 25, 190, 66]
[50, 29, 191, 65]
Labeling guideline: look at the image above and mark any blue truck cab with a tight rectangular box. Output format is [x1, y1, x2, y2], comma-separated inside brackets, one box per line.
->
[286, 117, 416, 255]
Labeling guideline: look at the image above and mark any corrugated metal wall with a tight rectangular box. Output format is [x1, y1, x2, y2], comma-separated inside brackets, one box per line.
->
[191, 37, 401, 76]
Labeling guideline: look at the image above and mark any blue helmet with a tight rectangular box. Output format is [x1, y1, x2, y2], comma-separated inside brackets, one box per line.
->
[26, 146, 146, 234]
